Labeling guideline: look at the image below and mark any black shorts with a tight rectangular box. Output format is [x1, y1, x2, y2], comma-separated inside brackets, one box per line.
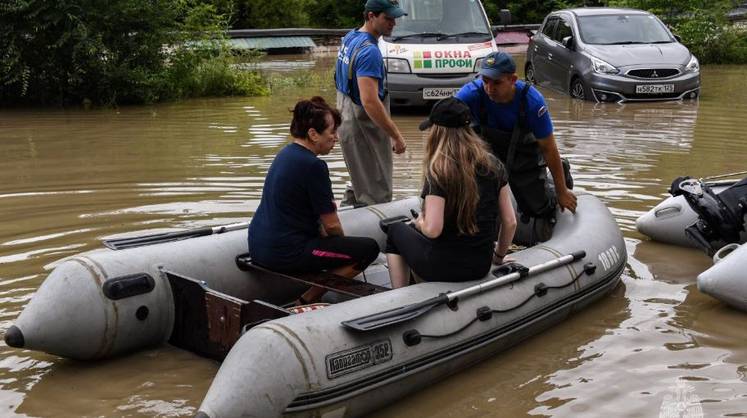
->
[272, 236, 380, 274]
[385, 222, 492, 282]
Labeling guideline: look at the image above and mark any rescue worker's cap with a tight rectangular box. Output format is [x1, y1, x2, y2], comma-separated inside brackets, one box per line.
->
[364, 0, 407, 18]
[418, 97, 471, 131]
[479, 51, 517, 79]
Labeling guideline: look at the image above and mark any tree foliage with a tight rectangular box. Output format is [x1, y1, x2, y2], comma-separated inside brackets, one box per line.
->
[0, 0, 266, 106]
[304, 0, 363, 29]
[231, 0, 311, 28]
[611, 0, 747, 63]
[2, 0, 744, 107]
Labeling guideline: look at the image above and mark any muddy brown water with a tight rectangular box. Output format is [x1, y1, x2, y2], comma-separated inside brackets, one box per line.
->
[1, 55, 746, 417]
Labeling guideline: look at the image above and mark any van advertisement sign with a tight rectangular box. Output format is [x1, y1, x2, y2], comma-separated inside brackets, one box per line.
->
[413, 50, 473, 70]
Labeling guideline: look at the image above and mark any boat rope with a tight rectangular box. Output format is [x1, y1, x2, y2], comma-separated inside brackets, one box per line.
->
[701, 170, 747, 181]
[410, 263, 596, 342]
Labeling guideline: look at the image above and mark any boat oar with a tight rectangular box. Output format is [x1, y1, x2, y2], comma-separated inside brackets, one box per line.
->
[341, 250, 586, 332]
[102, 222, 250, 250]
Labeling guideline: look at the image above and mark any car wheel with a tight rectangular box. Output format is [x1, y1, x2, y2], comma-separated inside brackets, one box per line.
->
[525, 63, 537, 84]
[570, 78, 586, 100]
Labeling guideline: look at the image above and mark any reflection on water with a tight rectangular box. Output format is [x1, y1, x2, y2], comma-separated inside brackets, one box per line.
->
[1, 56, 746, 417]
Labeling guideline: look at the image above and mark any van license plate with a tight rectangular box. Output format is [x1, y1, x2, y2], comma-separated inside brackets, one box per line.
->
[636, 84, 675, 94]
[422, 88, 460, 100]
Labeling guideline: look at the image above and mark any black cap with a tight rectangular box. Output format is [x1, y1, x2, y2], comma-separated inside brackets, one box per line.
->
[419, 97, 472, 131]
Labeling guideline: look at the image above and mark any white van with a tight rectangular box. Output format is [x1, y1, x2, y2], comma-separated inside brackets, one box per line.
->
[381, 0, 498, 106]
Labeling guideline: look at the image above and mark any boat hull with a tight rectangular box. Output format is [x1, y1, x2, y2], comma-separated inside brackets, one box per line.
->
[636, 180, 747, 248]
[197, 194, 626, 417]
[697, 243, 747, 312]
[7, 198, 421, 360]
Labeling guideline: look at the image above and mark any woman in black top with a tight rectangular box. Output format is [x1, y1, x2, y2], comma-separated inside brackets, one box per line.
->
[249, 97, 380, 303]
[385, 98, 516, 287]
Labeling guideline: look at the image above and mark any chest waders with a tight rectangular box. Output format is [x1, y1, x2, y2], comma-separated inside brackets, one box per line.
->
[474, 82, 557, 244]
[335, 39, 393, 206]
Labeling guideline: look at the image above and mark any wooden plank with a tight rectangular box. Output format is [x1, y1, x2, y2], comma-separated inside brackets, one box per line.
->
[237, 257, 388, 298]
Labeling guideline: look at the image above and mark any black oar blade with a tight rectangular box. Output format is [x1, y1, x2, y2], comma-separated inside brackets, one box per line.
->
[341, 294, 447, 332]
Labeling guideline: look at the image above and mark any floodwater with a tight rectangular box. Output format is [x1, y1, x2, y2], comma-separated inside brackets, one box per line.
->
[1, 55, 746, 417]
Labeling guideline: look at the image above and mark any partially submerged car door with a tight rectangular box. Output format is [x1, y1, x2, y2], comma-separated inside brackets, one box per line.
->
[545, 16, 576, 91]
[532, 16, 559, 86]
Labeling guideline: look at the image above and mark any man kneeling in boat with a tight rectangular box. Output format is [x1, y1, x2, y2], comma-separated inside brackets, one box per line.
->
[385, 98, 517, 288]
[456, 51, 576, 244]
[248, 97, 380, 303]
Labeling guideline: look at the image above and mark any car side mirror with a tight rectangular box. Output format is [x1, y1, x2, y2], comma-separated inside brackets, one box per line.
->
[562, 36, 574, 49]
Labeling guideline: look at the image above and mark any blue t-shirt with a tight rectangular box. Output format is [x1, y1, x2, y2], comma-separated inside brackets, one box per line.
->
[334, 30, 385, 105]
[455, 79, 553, 139]
[248, 143, 336, 265]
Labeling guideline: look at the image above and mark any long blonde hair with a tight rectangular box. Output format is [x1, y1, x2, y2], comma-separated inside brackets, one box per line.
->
[423, 125, 500, 235]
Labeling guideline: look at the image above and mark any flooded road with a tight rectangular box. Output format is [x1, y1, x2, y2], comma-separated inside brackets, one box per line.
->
[1, 55, 746, 417]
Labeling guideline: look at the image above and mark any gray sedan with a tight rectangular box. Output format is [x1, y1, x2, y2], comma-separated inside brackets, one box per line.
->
[526, 8, 700, 102]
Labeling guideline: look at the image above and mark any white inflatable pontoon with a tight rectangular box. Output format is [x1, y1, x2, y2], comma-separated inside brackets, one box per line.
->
[637, 175, 747, 313]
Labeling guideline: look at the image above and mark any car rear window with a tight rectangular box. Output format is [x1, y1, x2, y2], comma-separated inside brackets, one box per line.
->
[577, 14, 673, 45]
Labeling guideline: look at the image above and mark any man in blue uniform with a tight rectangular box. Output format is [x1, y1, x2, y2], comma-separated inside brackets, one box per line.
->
[456, 51, 576, 243]
[334, 0, 407, 206]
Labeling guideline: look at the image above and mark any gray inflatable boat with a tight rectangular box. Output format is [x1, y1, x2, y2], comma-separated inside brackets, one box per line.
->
[636, 177, 747, 252]
[637, 176, 747, 312]
[196, 193, 625, 418]
[4, 198, 421, 360]
[698, 243, 747, 312]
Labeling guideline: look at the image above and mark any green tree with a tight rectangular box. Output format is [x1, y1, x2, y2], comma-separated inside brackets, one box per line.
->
[0, 0, 266, 106]
[610, 0, 747, 63]
[484, 0, 606, 25]
[1, 0, 179, 105]
[231, 0, 311, 28]
[305, 0, 363, 28]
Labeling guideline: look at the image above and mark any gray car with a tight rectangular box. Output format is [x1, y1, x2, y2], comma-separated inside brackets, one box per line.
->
[526, 8, 700, 102]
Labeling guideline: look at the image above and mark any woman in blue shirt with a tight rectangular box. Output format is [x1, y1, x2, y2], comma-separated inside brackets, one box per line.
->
[248, 97, 380, 303]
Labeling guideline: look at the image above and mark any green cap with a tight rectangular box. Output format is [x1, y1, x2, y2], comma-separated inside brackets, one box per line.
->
[365, 0, 407, 18]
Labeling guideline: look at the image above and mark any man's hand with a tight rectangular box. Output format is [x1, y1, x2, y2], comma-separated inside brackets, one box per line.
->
[557, 189, 577, 213]
[392, 136, 406, 154]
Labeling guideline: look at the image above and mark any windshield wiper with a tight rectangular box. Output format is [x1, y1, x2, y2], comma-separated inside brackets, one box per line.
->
[650, 40, 673, 44]
[391, 32, 448, 42]
[437, 31, 491, 40]
[604, 41, 646, 45]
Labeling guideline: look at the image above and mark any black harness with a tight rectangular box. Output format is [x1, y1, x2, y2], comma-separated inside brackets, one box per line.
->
[472, 81, 556, 219]
[335, 37, 386, 104]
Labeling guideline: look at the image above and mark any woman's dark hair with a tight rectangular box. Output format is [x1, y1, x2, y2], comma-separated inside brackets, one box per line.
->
[290, 96, 342, 139]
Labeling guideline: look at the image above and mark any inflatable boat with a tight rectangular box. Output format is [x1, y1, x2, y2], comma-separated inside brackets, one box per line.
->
[637, 175, 747, 312]
[4, 198, 421, 360]
[698, 243, 747, 312]
[195, 193, 625, 418]
[6, 193, 625, 417]
[636, 176, 747, 254]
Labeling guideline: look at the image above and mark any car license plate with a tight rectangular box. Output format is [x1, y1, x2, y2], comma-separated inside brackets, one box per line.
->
[422, 88, 460, 100]
[635, 84, 675, 94]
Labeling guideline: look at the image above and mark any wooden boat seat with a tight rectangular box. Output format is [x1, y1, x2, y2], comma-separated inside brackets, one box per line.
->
[165, 270, 290, 361]
[235, 253, 389, 298]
